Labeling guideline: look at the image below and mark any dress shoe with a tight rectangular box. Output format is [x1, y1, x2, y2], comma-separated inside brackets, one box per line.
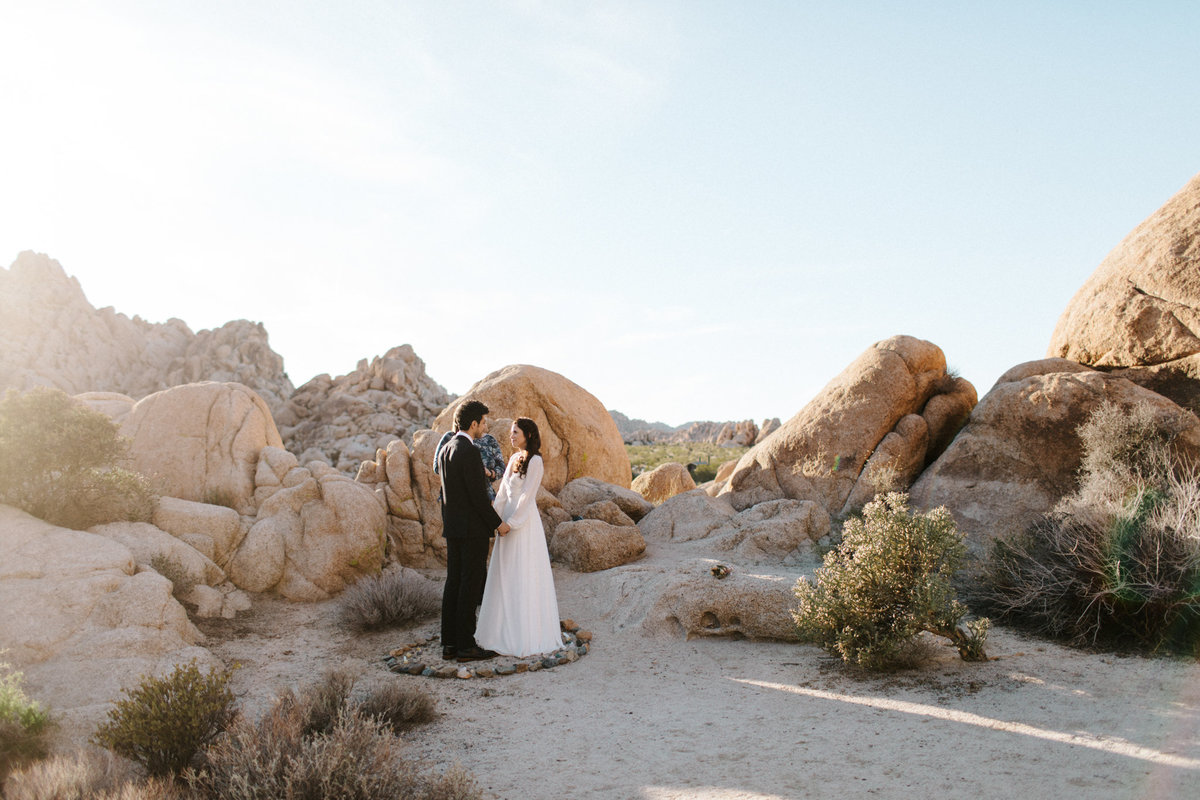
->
[442, 646, 457, 660]
[455, 646, 497, 663]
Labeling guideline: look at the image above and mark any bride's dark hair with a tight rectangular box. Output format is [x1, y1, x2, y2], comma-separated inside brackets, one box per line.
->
[514, 417, 541, 477]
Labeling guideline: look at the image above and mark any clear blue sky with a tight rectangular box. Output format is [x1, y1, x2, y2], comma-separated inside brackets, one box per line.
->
[2, 1, 1197, 424]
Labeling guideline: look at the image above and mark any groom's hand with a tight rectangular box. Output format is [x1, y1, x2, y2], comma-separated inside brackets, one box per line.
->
[496, 522, 511, 536]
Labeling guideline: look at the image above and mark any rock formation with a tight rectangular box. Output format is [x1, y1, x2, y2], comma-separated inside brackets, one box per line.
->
[718, 336, 975, 515]
[548, 519, 646, 572]
[642, 559, 801, 641]
[910, 358, 1200, 557]
[1048, 172, 1200, 408]
[631, 462, 696, 505]
[277, 345, 454, 473]
[0, 251, 294, 414]
[433, 365, 631, 492]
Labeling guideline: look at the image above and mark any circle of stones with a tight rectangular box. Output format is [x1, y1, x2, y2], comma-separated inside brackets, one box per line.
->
[383, 622, 592, 680]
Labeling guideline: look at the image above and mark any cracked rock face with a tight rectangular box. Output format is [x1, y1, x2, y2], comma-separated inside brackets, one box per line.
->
[1048, 172, 1200, 406]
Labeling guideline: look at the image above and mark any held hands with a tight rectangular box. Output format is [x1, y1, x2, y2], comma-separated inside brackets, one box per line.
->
[496, 522, 511, 537]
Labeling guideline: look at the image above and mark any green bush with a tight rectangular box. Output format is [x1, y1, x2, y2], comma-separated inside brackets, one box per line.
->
[0, 661, 51, 781]
[92, 661, 236, 777]
[627, 443, 749, 479]
[338, 566, 442, 631]
[793, 492, 989, 670]
[0, 387, 156, 529]
[984, 401, 1200, 653]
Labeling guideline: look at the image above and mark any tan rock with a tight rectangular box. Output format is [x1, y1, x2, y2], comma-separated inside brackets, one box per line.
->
[549, 519, 646, 572]
[706, 499, 829, 564]
[90, 520, 226, 588]
[754, 418, 782, 445]
[639, 489, 737, 543]
[121, 381, 283, 515]
[1049, 172, 1200, 377]
[580, 500, 636, 527]
[432, 365, 630, 492]
[0, 505, 214, 749]
[152, 496, 245, 568]
[714, 459, 739, 483]
[558, 477, 654, 522]
[910, 360, 1200, 557]
[632, 462, 697, 505]
[642, 559, 801, 641]
[718, 335, 973, 514]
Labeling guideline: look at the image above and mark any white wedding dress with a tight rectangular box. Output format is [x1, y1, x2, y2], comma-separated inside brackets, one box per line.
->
[476, 453, 562, 657]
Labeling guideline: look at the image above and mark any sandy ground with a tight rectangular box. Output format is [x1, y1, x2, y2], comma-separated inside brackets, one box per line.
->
[199, 551, 1200, 800]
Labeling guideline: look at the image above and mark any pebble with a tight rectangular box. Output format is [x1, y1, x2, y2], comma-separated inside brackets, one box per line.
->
[495, 664, 517, 676]
[456, 668, 473, 680]
[436, 666, 458, 679]
[576, 630, 593, 643]
[560, 618, 577, 632]
[527, 661, 544, 672]
[476, 667, 495, 678]
[407, 663, 426, 675]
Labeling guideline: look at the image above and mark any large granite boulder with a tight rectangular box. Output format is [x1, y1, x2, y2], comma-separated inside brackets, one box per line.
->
[0, 252, 293, 414]
[549, 519, 646, 572]
[1048, 172, 1200, 408]
[719, 336, 975, 514]
[152, 496, 245, 569]
[231, 458, 387, 600]
[642, 559, 801, 641]
[632, 462, 696, 505]
[910, 359, 1200, 557]
[278, 345, 453, 473]
[0, 505, 215, 747]
[121, 382, 283, 515]
[432, 365, 631, 492]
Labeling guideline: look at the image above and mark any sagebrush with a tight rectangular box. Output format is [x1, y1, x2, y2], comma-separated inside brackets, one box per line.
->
[984, 401, 1200, 653]
[339, 566, 442, 631]
[92, 660, 236, 777]
[0, 660, 51, 781]
[3, 750, 183, 800]
[793, 492, 989, 670]
[0, 387, 156, 529]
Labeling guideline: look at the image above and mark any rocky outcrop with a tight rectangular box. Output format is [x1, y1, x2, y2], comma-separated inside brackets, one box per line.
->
[910, 359, 1200, 557]
[558, 477, 654, 522]
[631, 462, 696, 505]
[548, 519, 646, 572]
[434, 365, 631, 492]
[121, 382, 283, 515]
[0, 251, 294, 414]
[754, 418, 782, 444]
[719, 336, 975, 514]
[277, 345, 453, 473]
[1048, 172, 1200, 408]
[642, 559, 801, 641]
[0, 505, 216, 745]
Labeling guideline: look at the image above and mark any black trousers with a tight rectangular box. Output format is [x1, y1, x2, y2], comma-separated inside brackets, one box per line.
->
[442, 537, 490, 650]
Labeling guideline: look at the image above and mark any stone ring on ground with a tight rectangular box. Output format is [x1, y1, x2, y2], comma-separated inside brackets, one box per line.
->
[383, 620, 593, 680]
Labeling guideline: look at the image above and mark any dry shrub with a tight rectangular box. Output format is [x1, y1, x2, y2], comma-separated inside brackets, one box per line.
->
[190, 672, 474, 800]
[0, 387, 156, 529]
[984, 402, 1200, 653]
[338, 566, 442, 631]
[793, 492, 989, 670]
[92, 661, 236, 778]
[355, 682, 437, 734]
[3, 750, 183, 800]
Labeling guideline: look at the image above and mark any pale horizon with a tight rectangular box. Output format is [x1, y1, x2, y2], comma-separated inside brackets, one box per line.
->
[3, 2, 1198, 424]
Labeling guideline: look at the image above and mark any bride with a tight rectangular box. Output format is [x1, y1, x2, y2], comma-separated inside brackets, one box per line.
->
[476, 417, 562, 658]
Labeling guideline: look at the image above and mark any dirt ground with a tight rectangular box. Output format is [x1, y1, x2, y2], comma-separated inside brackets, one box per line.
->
[198, 559, 1200, 800]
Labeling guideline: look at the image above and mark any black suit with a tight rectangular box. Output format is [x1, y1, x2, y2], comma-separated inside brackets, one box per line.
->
[438, 433, 504, 651]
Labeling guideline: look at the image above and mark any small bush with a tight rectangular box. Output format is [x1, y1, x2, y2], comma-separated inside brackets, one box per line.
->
[793, 492, 989, 670]
[0, 661, 51, 781]
[0, 387, 156, 529]
[339, 566, 442, 631]
[149, 554, 196, 598]
[3, 750, 184, 800]
[355, 682, 437, 734]
[201, 489, 238, 510]
[984, 402, 1200, 653]
[92, 661, 236, 778]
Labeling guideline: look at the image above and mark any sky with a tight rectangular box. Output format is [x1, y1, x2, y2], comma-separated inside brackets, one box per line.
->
[2, 1, 1198, 425]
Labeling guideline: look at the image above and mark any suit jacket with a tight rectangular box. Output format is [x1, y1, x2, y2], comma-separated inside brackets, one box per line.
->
[438, 433, 504, 540]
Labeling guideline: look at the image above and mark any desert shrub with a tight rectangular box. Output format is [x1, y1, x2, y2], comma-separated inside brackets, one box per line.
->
[201, 489, 238, 510]
[984, 402, 1200, 653]
[3, 750, 185, 800]
[0, 661, 52, 781]
[793, 492, 989, 670]
[190, 675, 473, 800]
[0, 387, 156, 529]
[355, 682, 437, 734]
[626, 443, 750, 478]
[92, 661, 236, 778]
[338, 566, 442, 631]
[149, 554, 196, 598]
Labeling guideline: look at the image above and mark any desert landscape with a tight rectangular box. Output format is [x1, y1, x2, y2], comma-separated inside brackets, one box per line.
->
[3, 172, 1200, 798]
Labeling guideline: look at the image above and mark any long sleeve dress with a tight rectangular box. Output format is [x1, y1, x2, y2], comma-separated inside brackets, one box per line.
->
[475, 454, 563, 657]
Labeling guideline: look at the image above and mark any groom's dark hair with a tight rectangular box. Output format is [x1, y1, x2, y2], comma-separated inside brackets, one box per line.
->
[453, 399, 489, 432]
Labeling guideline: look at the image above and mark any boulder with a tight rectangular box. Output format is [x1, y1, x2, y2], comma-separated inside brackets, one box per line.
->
[73, 391, 136, 425]
[549, 519, 646, 572]
[718, 336, 974, 514]
[910, 359, 1200, 557]
[639, 489, 737, 543]
[121, 381, 283, 515]
[0, 505, 215, 748]
[642, 559, 801, 641]
[754, 418, 782, 444]
[632, 462, 697, 505]
[558, 477, 654, 522]
[152, 496, 245, 568]
[580, 499, 636, 527]
[1048, 172, 1200, 404]
[89, 521, 226, 589]
[432, 365, 631, 492]
[230, 461, 387, 600]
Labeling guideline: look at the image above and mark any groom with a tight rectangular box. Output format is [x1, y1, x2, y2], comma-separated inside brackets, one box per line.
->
[438, 399, 510, 662]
